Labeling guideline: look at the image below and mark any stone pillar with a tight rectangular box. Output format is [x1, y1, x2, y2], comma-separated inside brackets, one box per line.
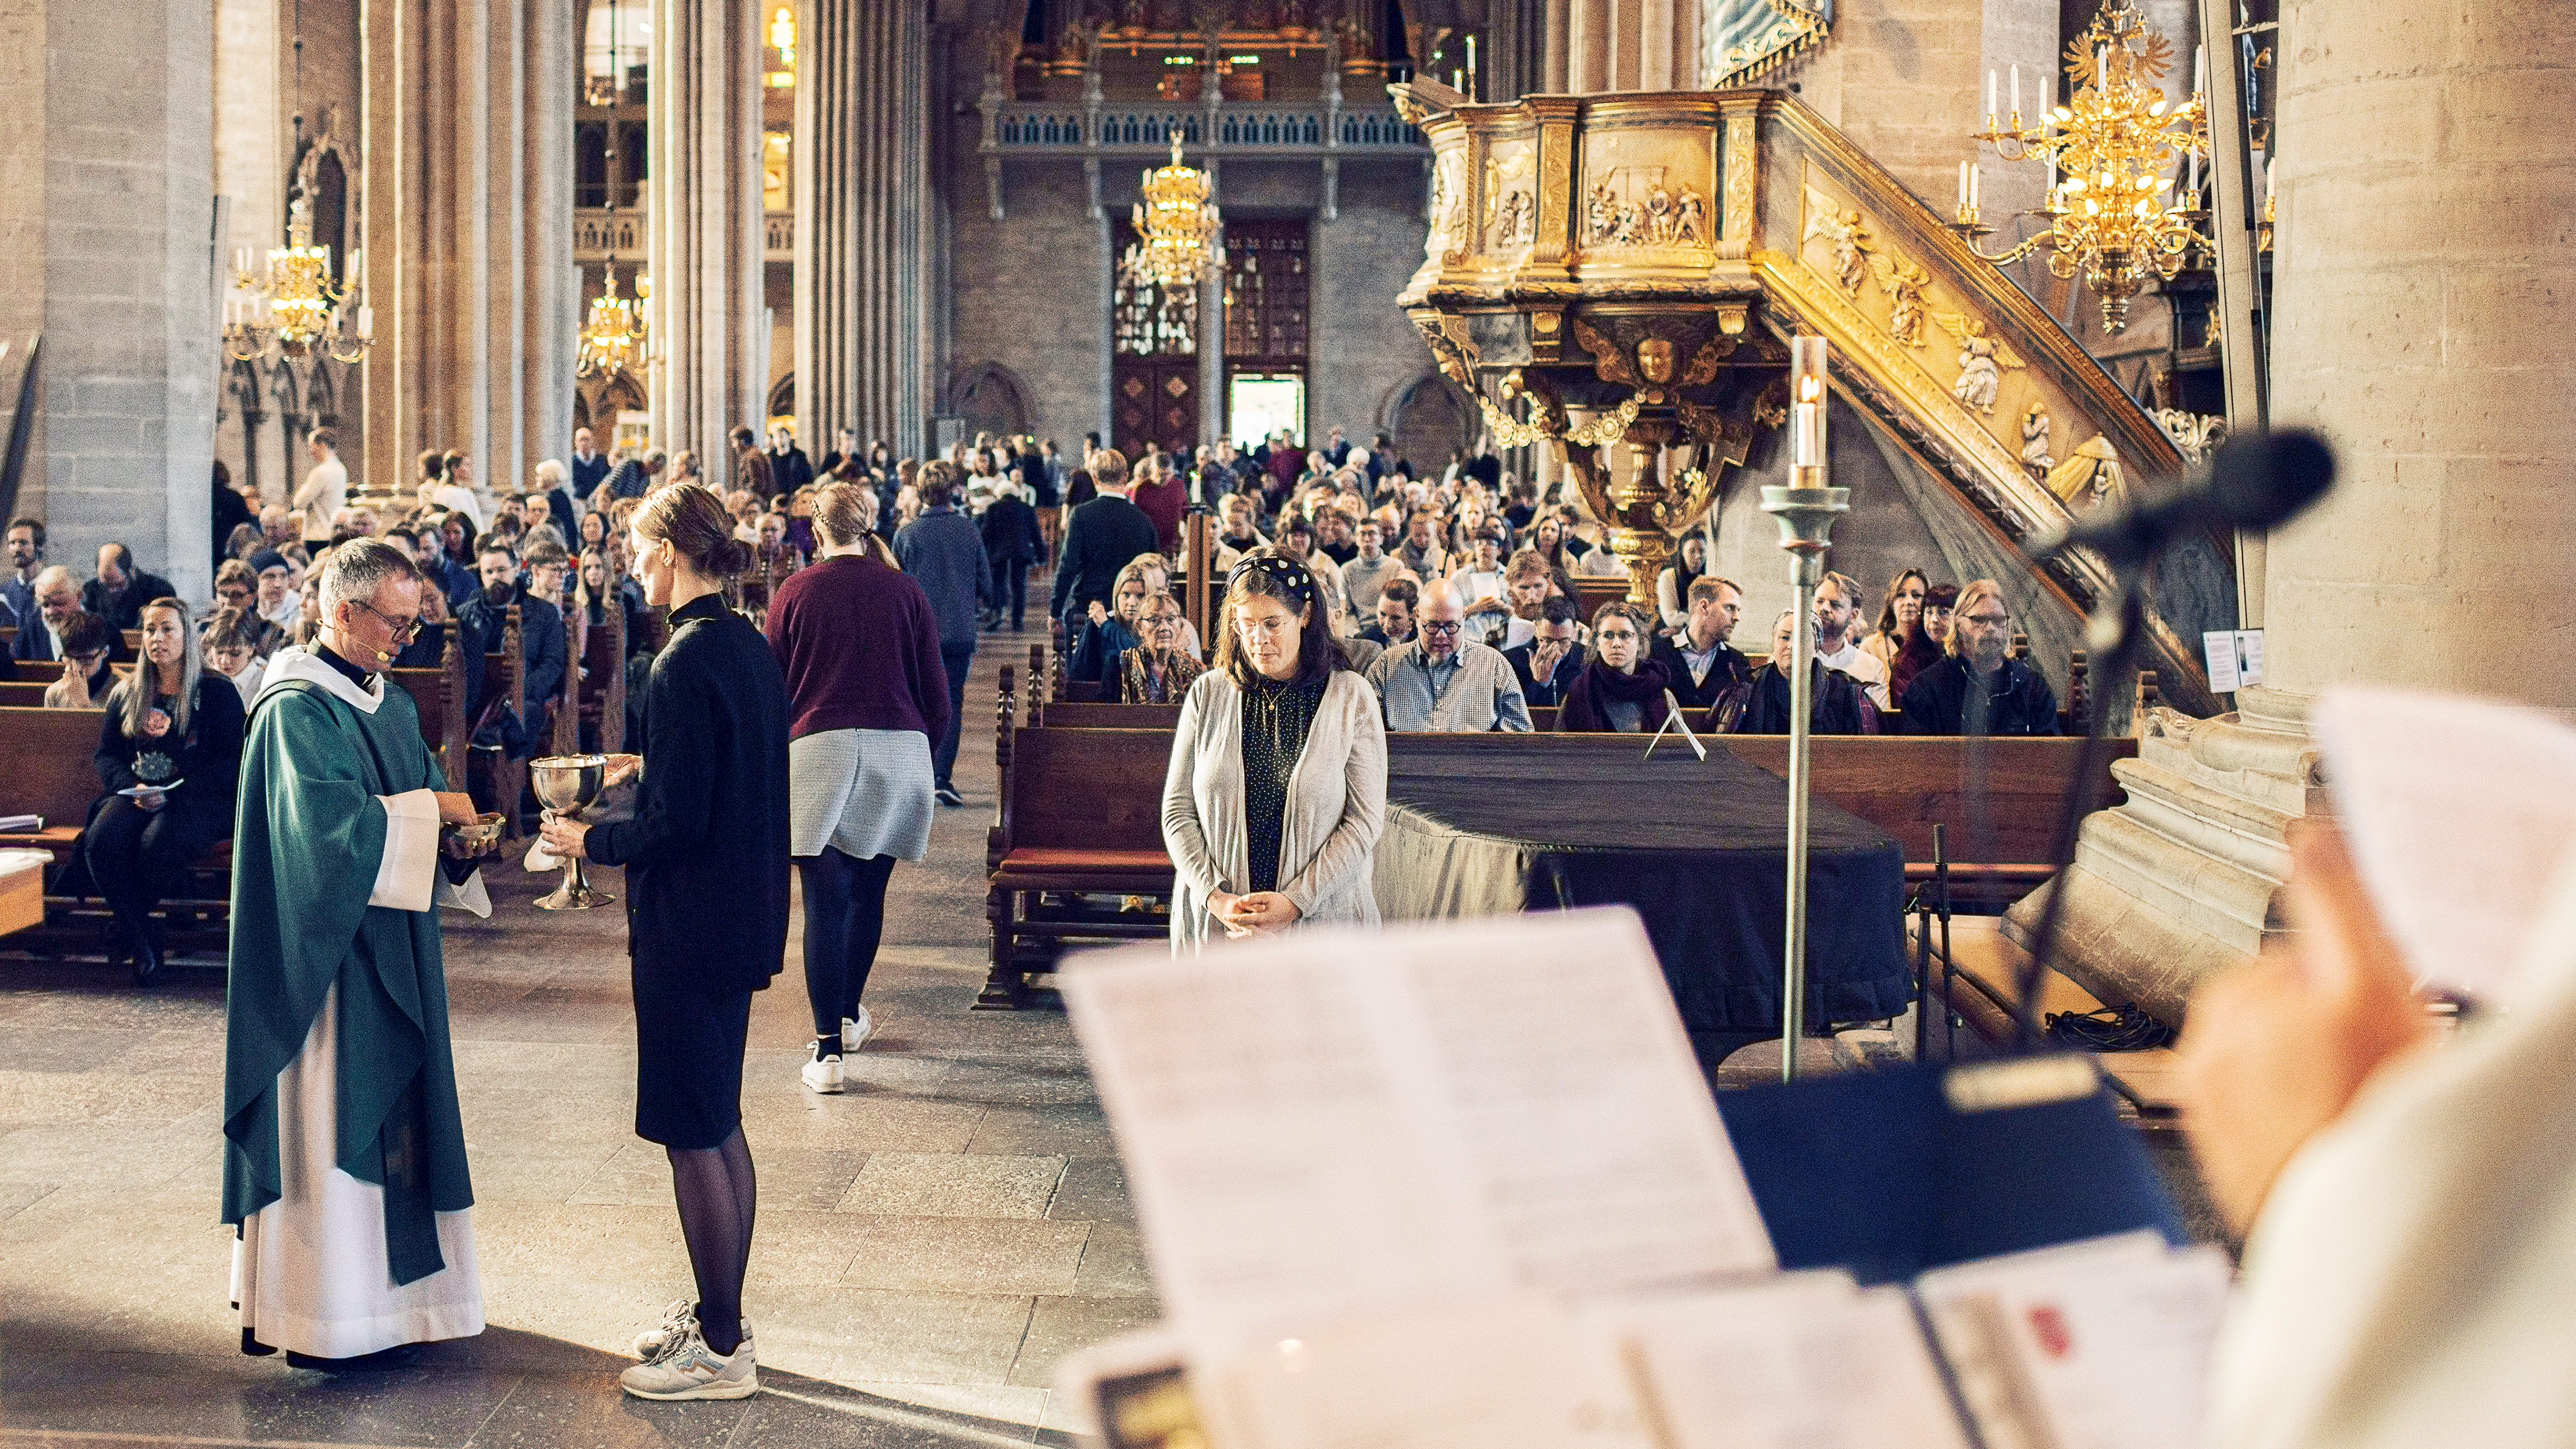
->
[2003, 0, 2576, 1025]
[792, 0, 928, 460]
[652, 0, 765, 483]
[357, 0, 576, 505]
[1562, 0, 1699, 93]
[2262, 0, 2576, 708]
[0, 0, 217, 599]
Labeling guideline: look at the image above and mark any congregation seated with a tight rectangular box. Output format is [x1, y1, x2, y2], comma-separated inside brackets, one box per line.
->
[1503, 596, 1583, 708]
[1364, 592, 1531, 733]
[82, 543, 177, 634]
[1648, 575, 1753, 710]
[1811, 569, 1892, 709]
[9, 566, 132, 680]
[1889, 581, 1955, 706]
[1651, 531, 1712, 632]
[1898, 579, 2060, 736]
[202, 609, 267, 707]
[1069, 559, 1152, 689]
[1857, 568, 1928, 677]
[1554, 602, 1673, 734]
[390, 574, 452, 671]
[210, 560, 283, 657]
[1355, 576, 1418, 650]
[1117, 593, 1205, 704]
[40, 611, 116, 708]
[244, 549, 306, 634]
[79, 597, 245, 983]
[1339, 517, 1405, 620]
[1707, 610, 1881, 735]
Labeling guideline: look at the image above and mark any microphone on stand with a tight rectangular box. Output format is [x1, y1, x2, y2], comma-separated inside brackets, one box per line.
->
[2032, 428, 2337, 566]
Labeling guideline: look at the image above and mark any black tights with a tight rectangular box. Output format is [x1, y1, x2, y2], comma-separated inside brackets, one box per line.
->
[667, 1127, 755, 1356]
[799, 848, 898, 1039]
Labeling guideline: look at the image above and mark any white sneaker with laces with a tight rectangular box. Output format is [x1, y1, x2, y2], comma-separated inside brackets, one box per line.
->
[840, 1007, 877, 1055]
[619, 1317, 757, 1401]
[632, 1299, 754, 1361]
[800, 1043, 844, 1094]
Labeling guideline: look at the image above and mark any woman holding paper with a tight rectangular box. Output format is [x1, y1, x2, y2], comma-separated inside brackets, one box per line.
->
[1161, 549, 1387, 950]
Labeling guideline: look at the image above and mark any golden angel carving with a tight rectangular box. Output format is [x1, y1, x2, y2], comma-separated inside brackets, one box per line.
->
[1931, 312, 2027, 414]
[1802, 189, 1873, 292]
[1866, 253, 1933, 348]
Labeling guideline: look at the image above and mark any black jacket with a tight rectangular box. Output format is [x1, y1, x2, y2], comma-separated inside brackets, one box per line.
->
[1648, 633, 1754, 710]
[1708, 664, 1878, 735]
[769, 445, 814, 492]
[82, 573, 178, 633]
[570, 452, 611, 499]
[1897, 656, 2061, 736]
[980, 494, 1043, 564]
[92, 673, 246, 833]
[1501, 640, 1581, 708]
[587, 594, 791, 994]
[1048, 494, 1159, 619]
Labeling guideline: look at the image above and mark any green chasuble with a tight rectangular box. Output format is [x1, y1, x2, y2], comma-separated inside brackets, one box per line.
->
[221, 673, 474, 1286]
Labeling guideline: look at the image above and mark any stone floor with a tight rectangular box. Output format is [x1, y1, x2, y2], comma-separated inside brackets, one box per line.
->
[0, 633, 1145, 1448]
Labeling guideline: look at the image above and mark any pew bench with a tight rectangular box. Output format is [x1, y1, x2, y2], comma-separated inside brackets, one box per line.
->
[0, 706, 234, 961]
[1918, 916, 2182, 1121]
[979, 722, 1177, 1010]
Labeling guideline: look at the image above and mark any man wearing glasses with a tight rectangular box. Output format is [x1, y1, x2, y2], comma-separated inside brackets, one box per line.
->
[1364, 591, 1533, 732]
[224, 537, 491, 1371]
[1897, 578, 2059, 735]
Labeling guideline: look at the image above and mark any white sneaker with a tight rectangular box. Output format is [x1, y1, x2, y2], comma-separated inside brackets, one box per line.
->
[801, 1044, 845, 1094]
[840, 1007, 877, 1055]
[620, 1317, 757, 1401]
[632, 1299, 755, 1361]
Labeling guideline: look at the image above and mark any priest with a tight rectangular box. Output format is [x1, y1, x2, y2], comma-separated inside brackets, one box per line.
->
[222, 538, 493, 1370]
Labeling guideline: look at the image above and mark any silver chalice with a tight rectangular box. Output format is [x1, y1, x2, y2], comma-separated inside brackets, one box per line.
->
[530, 754, 615, 910]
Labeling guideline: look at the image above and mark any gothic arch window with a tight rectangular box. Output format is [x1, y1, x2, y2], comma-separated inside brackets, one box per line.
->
[950, 362, 1033, 442]
[767, 373, 795, 420]
[1378, 372, 1470, 475]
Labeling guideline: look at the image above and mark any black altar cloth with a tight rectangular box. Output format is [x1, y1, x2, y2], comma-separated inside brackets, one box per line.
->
[1374, 735, 1911, 1033]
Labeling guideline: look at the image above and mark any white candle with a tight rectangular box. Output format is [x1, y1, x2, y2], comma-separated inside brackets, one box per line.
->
[349, 247, 363, 289]
[358, 305, 374, 340]
[1970, 162, 1980, 210]
[2010, 64, 2021, 119]
[1959, 161, 1970, 211]
[1986, 69, 1996, 119]
[1466, 34, 1476, 96]
[1790, 336, 1828, 468]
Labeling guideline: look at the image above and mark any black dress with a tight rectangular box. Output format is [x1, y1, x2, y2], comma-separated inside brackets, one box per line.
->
[586, 592, 792, 1148]
[82, 673, 246, 942]
[1238, 675, 1324, 894]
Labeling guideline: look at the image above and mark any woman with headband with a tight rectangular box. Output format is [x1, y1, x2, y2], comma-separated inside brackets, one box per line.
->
[1160, 548, 1387, 950]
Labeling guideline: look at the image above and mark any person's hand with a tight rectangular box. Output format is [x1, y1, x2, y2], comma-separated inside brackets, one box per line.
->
[538, 814, 591, 860]
[600, 754, 643, 787]
[1087, 600, 1109, 626]
[2176, 821, 2437, 1237]
[434, 791, 480, 827]
[141, 709, 170, 739]
[1219, 891, 1302, 937]
[132, 790, 166, 812]
[1533, 640, 1569, 678]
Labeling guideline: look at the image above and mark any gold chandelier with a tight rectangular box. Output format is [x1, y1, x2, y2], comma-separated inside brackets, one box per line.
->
[1129, 130, 1221, 289]
[577, 261, 650, 378]
[225, 197, 371, 363]
[1960, 1, 2207, 334]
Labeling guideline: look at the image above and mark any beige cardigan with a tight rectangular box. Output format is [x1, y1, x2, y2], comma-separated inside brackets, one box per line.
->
[1160, 667, 1387, 952]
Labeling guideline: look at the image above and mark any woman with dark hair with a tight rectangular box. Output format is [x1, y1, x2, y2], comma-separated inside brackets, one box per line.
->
[1555, 600, 1675, 733]
[1889, 581, 1956, 709]
[763, 480, 947, 1095]
[1160, 547, 1386, 952]
[538, 483, 789, 1403]
[84, 598, 245, 982]
[1653, 532, 1710, 632]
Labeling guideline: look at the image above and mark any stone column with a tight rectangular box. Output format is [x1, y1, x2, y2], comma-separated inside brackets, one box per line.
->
[357, 0, 575, 505]
[0, 0, 218, 599]
[792, 0, 928, 460]
[2263, 0, 2576, 707]
[1562, 0, 1699, 93]
[652, 0, 765, 482]
[2004, 0, 2576, 1025]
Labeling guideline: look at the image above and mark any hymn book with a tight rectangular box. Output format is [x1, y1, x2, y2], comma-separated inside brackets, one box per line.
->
[2311, 686, 2576, 1002]
[1060, 909, 1776, 1343]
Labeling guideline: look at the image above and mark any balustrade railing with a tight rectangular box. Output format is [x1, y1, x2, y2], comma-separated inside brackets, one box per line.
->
[987, 101, 1423, 153]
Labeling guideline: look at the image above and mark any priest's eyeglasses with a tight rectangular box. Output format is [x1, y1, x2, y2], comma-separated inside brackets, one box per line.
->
[351, 599, 424, 643]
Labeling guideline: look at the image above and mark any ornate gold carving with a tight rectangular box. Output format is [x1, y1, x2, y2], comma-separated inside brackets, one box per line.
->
[1410, 313, 1479, 389]
[1636, 338, 1676, 384]
[1865, 252, 1933, 349]
[1568, 317, 1637, 386]
[1428, 149, 1469, 264]
[1753, 378, 1790, 429]
[2019, 402, 2055, 479]
[1583, 171, 1709, 250]
[1931, 312, 2028, 415]
[1721, 113, 1758, 260]
[1483, 146, 1536, 251]
[1801, 187, 1873, 292]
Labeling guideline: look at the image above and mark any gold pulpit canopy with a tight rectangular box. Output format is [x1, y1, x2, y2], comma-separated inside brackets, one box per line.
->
[1392, 80, 2225, 711]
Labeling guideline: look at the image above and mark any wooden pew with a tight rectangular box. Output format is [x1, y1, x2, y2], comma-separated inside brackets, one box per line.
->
[573, 602, 627, 754]
[386, 633, 470, 796]
[978, 725, 1178, 1009]
[0, 705, 232, 962]
[468, 605, 529, 832]
[0, 680, 51, 709]
[1921, 916, 2181, 1120]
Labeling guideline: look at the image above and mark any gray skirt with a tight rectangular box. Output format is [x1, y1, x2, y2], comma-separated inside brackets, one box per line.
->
[787, 728, 935, 861]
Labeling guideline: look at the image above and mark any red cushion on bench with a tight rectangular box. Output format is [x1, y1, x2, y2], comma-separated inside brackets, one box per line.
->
[995, 847, 1174, 877]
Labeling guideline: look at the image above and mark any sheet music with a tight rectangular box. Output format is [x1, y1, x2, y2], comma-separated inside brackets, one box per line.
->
[1915, 1235, 2230, 1449]
[1192, 1294, 1654, 1449]
[2312, 686, 2576, 1001]
[1061, 909, 1774, 1341]
[1599, 1277, 1975, 1449]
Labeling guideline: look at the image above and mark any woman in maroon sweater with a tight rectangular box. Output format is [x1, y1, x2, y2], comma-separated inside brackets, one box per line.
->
[764, 482, 950, 1093]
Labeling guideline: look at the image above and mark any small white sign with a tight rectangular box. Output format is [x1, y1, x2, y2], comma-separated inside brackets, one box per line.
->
[2202, 629, 2265, 693]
